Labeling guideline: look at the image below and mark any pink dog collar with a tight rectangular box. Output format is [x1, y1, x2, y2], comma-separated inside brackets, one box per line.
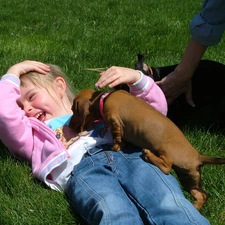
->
[99, 91, 111, 117]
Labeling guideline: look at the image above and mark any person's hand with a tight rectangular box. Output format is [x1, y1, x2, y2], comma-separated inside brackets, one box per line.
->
[7, 60, 50, 78]
[95, 66, 141, 88]
[156, 70, 195, 106]
[158, 38, 207, 106]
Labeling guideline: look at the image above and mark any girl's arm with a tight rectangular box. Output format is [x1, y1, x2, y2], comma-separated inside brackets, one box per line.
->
[95, 66, 167, 115]
[128, 71, 168, 116]
[0, 76, 34, 161]
[0, 61, 50, 162]
[95, 66, 141, 88]
[7, 60, 50, 78]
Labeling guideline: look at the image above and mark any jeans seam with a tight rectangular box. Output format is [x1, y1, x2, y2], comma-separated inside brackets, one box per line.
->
[148, 164, 202, 225]
[71, 176, 112, 225]
[104, 151, 114, 164]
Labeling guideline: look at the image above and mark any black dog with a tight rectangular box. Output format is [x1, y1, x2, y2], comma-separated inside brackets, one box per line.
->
[115, 54, 225, 129]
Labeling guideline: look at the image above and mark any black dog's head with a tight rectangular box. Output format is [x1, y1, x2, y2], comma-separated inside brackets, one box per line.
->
[134, 54, 154, 79]
[114, 54, 155, 92]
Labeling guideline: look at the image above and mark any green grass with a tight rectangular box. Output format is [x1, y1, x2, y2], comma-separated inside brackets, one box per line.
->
[0, 0, 225, 224]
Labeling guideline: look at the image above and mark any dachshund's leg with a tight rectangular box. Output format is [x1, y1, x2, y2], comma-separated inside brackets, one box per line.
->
[175, 167, 208, 210]
[142, 149, 172, 174]
[105, 114, 125, 151]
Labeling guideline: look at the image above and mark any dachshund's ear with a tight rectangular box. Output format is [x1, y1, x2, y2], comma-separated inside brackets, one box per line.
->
[70, 98, 91, 132]
[75, 98, 91, 131]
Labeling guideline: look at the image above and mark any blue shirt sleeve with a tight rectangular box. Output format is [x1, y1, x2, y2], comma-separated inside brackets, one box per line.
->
[190, 0, 225, 46]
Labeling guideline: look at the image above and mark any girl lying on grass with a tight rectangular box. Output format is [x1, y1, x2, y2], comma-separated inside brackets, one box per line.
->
[0, 60, 209, 225]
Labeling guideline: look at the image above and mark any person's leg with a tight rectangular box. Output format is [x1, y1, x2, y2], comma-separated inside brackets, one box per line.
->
[65, 151, 144, 225]
[115, 148, 210, 225]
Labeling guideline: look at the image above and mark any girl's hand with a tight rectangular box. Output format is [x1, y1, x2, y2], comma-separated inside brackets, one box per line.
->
[7, 60, 50, 78]
[95, 66, 141, 88]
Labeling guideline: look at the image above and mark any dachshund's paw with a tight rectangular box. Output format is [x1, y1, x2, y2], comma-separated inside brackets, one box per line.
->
[142, 149, 152, 161]
[112, 144, 121, 152]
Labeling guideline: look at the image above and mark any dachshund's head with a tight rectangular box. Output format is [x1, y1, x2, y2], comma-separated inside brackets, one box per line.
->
[69, 89, 105, 132]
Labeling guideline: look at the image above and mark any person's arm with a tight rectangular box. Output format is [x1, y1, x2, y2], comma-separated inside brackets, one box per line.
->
[0, 75, 34, 161]
[191, 0, 225, 46]
[95, 66, 168, 115]
[0, 61, 50, 161]
[95, 66, 142, 88]
[157, 39, 207, 106]
[128, 71, 168, 115]
[157, 0, 225, 106]
[7, 60, 50, 78]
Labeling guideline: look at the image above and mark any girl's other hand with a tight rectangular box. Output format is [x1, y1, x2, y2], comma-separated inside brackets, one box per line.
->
[7, 60, 50, 78]
[95, 66, 141, 88]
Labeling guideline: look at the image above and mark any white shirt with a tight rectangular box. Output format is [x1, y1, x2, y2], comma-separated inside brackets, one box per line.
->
[45, 114, 113, 191]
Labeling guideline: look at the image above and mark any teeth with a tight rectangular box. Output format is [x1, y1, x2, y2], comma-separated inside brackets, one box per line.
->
[35, 112, 43, 119]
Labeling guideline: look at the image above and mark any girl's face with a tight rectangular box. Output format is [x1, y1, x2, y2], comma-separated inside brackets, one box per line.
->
[17, 77, 72, 122]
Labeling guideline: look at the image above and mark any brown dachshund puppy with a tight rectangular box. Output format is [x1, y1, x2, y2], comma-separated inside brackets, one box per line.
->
[69, 88, 225, 210]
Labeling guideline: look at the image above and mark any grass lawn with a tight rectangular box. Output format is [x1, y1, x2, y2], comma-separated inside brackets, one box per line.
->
[0, 0, 225, 224]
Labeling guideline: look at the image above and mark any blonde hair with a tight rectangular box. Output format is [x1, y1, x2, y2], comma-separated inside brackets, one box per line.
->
[20, 64, 75, 105]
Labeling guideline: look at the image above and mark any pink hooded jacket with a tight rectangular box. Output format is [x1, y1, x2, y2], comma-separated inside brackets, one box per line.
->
[0, 72, 167, 190]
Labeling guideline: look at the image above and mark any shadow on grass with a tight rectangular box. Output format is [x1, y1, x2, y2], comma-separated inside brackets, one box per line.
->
[63, 193, 87, 225]
[167, 94, 225, 135]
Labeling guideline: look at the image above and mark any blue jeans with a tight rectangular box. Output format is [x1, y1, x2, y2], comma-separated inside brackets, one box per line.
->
[66, 146, 210, 225]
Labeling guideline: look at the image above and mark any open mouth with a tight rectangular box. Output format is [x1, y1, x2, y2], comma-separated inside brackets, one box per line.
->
[35, 112, 46, 122]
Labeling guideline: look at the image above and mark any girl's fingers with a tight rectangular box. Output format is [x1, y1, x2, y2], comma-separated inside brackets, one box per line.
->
[96, 72, 121, 88]
[7, 61, 50, 77]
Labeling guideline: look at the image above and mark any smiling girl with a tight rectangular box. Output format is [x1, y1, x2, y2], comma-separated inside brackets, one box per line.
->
[0, 60, 209, 225]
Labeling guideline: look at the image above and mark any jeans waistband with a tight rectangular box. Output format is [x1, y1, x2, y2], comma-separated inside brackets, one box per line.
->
[85, 144, 112, 156]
